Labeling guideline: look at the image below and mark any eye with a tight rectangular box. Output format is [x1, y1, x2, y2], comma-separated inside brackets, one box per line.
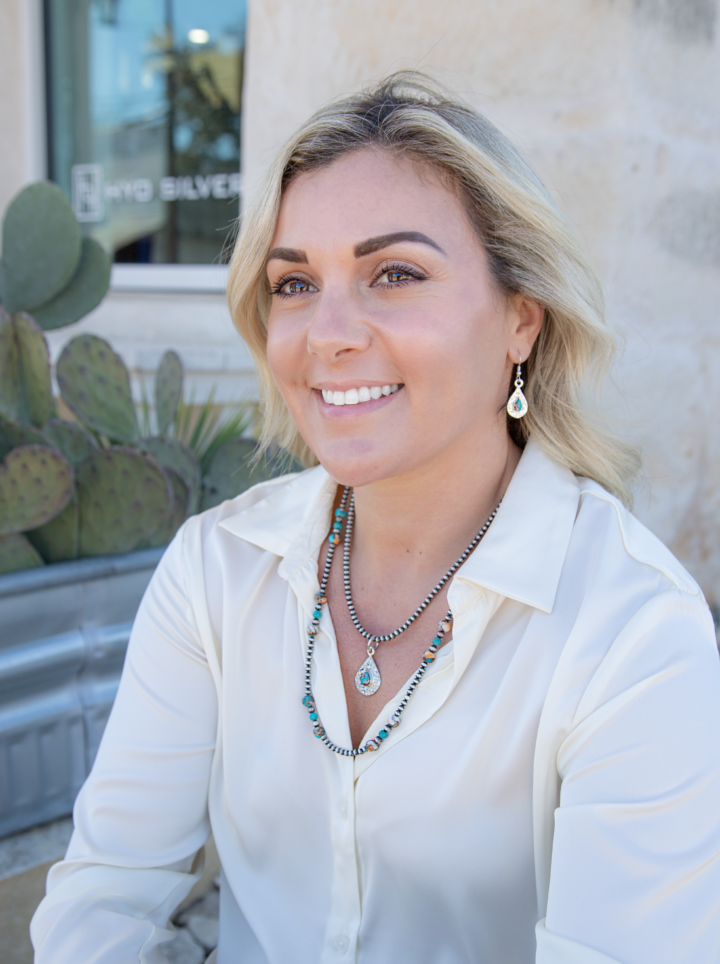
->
[269, 275, 318, 297]
[373, 262, 427, 288]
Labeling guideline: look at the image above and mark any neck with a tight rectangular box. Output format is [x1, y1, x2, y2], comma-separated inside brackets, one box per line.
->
[349, 428, 521, 582]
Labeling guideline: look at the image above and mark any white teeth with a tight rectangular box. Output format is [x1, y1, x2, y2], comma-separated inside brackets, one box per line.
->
[321, 384, 402, 406]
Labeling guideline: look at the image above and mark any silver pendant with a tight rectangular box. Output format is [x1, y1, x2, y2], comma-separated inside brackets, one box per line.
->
[355, 655, 381, 696]
[506, 385, 528, 419]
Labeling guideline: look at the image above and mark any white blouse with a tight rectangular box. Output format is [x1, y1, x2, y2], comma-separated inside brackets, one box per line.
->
[31, 439, 720, 964]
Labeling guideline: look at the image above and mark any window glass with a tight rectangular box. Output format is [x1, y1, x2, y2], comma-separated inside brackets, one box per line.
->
[45, 0, 245, 264]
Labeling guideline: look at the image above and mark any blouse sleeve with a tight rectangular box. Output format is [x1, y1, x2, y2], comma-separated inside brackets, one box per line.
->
[30, 521, 219, 964]
[537, 588, 720, 964]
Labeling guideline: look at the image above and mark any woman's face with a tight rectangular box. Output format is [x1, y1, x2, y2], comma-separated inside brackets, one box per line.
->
[266, 149, 541, 488]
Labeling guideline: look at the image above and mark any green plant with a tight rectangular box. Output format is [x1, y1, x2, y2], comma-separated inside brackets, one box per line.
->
[0, 182, 296, 575]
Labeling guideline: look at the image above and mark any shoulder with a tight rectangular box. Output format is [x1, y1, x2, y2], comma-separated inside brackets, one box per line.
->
[573, 477, 703, 601]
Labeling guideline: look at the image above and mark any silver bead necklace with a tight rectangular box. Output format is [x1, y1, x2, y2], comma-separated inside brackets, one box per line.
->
[302, 487, 501, 756]
[343, 489, 501, 696]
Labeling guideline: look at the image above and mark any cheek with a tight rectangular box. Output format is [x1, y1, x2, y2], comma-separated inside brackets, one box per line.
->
[266, 314, 303, 387]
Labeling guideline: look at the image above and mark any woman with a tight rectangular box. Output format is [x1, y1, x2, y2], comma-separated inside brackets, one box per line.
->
[32, 73, 720, 963]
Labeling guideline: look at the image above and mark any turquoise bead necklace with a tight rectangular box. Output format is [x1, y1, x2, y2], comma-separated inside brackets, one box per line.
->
[302, 486, 501, 757]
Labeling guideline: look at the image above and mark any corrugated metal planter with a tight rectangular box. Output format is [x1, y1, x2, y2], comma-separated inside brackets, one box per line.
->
[0, 549, 163, 838]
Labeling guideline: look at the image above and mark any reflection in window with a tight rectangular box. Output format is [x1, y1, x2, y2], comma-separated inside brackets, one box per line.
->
[45, 0, 246, 264]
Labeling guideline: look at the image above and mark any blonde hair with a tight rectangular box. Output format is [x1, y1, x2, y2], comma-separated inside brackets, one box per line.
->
[228, 72, 640, 506]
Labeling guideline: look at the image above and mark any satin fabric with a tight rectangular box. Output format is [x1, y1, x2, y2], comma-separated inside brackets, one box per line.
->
[31, 439, 720, 963]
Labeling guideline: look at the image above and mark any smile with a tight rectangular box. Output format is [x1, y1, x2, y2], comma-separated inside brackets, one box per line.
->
[320, 384, 402, 406]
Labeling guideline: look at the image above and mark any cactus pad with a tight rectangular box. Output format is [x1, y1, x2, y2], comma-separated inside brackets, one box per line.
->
[42, 417, 98, 467]
[27, 492, 79, 563]
[201, 438, 288, 512]
[32, 238, 112, 331]
[0, 444, 75, 536]
[76, 448, 172, 556]
[0, 533, 44, 575]
[0, 307, 20, 423]
[57, 334, 139, 443]
[137, 436, 200, 514]
[0, 416, 50, 461]
[15, 312, 53, 427]
[1, 183, 81, 313]
[154, 350, 183, 436]
[139, 468, 189, 549]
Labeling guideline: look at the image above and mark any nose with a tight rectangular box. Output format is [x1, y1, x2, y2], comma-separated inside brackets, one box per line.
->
[306, 287, 372, 363]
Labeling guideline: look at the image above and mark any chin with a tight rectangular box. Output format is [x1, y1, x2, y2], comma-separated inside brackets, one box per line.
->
[311, 440, 404, 489]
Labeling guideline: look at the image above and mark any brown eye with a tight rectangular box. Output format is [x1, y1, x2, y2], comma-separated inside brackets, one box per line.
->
[270, 276, 317, 297]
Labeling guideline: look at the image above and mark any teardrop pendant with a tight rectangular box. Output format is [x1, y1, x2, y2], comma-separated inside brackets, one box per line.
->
[355, 655, 382, 696]
[506, 386, 528, 419]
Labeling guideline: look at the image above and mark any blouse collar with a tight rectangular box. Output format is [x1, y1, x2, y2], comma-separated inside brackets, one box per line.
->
[218, 436, 580, 615]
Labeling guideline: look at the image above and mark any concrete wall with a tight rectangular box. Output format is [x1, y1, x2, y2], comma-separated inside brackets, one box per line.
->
[1, 0, 719, 597]
[243, 0, 720, 599]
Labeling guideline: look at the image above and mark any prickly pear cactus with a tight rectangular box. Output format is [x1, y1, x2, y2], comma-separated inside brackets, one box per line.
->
[200, 438, 292, 512]
[27, 492, 79, 564]
[0, 416, 51, 461]
[57, 335, 139, 443]
[137, 436, 201, 514]
[0, 533, 44, 575]
[139, 468, 189, 549]
[14, 312, 53, 427]
[0, 183, 81, 314]
[42, 417, 98, 467]
[155, 350, 183, 437]
[31, 238, 111, 331]
[0, 444, 74, 536]
[0, 307, 20, 422]
[76, 448, 172, 557]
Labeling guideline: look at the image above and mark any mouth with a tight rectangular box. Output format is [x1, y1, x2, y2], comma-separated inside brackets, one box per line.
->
[319, 384, 402, 407]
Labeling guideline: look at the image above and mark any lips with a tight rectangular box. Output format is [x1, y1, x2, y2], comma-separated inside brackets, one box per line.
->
[321, 384, 401, 406]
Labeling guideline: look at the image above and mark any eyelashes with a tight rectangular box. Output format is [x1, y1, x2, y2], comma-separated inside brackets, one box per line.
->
[268, 261, 428, 298]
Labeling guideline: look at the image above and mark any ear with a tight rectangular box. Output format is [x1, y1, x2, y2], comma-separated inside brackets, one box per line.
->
[507, 293, 544, 363]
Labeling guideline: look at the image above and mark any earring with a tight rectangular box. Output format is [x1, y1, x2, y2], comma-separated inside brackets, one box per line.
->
[507, 358, 528, 419]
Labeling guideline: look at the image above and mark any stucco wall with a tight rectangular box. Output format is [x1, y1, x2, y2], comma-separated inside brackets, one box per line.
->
[243, 0, 720, 599]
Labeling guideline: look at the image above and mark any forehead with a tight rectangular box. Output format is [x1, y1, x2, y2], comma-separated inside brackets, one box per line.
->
[272, 149, 473, 248]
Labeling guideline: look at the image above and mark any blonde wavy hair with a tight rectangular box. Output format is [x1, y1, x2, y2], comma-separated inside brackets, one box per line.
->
[228, 72, 639, 506]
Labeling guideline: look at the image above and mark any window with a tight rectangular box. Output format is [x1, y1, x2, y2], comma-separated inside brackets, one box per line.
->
[45, 0, 245, 282]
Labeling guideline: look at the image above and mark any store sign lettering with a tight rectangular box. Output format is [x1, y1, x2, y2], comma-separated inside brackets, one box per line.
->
[71, 164, 241, 223]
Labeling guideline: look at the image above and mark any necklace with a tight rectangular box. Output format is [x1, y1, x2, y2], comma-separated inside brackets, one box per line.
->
[302, 487, 501, 756]
[343, 489, 501, 695]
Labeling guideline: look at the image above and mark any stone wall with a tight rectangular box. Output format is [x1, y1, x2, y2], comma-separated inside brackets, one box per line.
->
[243, 0, 720, 599]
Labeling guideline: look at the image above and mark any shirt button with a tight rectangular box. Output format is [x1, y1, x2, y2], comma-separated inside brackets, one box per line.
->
[334, 934, 350, 953]
[340, 799, 348, 818]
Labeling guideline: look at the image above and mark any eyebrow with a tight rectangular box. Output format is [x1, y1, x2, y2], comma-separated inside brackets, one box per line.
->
[266, 230, 445, 266]
[353, 231, 445, 258]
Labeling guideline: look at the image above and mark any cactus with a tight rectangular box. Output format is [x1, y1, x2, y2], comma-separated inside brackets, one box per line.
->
[137, 436, 201, 514]
[32, 238, 111, 331]
[139, 469, 189, 549]
[0, 533, 44, 575]
[155, 350, 183, 436]
[200, 438, 290, 512]
[57, 334, 139, 443]
[0, 445, 74, 536]
[0, 416, 50, 461]
[42, 417, 97, 466]
[27, 493, 79, 563]
[0, 307, 20, 422]
[14, 312, 54, 427]
[76, 448, 172, 557]
[0, 183, 81, 314]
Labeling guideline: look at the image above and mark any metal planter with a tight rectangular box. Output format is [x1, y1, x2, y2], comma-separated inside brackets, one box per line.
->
[0, 549, 163, 838]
